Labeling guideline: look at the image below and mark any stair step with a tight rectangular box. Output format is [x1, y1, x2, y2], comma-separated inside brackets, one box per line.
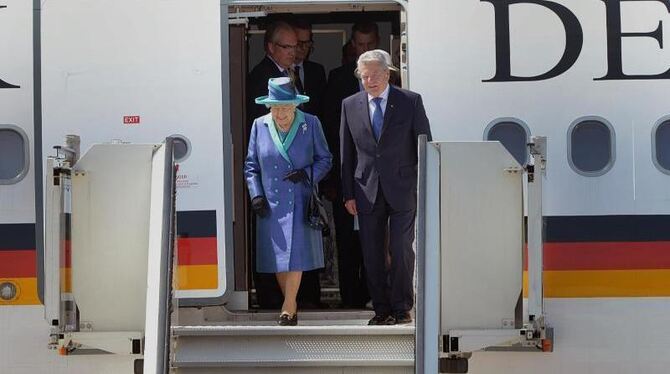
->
[173, 323, 415, 336]
[172, 321, 415, 368]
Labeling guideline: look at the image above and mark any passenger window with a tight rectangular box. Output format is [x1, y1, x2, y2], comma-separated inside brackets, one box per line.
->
[0, 125, 29, 184]
[171, 134, 191, 162]
[484, 119, 530, 166]
[653, 118, 670, 174]
[568, 118, 615, 176]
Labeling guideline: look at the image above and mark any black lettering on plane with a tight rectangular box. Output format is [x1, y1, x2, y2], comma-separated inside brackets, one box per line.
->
[0, 4, 21, 89]
[482, 0, 583, 82]
[595, 0, 670, 81]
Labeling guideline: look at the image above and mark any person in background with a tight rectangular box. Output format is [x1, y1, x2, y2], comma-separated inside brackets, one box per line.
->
[340, 50, 432, 325]
[292, 19, 327, 118]
[290, 19, 329, 308]
[244, 77, 332, 325]
[321, 21, 380, 308]
[247, 21, 298, 129]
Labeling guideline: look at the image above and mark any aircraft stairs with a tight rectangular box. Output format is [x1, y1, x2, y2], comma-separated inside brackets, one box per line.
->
[170, 309, 415, 373]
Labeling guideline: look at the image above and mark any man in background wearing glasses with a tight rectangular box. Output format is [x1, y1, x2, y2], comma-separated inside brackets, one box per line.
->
[292, 19, 327, 119]
[247, 21, 299, 127]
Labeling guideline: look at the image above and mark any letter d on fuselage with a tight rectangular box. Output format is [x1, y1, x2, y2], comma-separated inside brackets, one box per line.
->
[482, 0, 670, 82]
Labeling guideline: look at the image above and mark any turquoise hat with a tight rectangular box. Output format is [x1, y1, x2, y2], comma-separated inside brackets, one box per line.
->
[255, 77, 310, 106]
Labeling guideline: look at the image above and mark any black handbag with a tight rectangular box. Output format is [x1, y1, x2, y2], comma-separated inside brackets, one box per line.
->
[304, 167, 329, 231]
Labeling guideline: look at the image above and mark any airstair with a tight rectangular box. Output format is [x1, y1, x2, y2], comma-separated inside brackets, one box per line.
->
[170, 309, 414, 373]
[42, 136, 551, 374]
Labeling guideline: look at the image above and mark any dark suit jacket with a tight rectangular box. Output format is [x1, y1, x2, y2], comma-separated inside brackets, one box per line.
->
[322, 62, 360, 187]
[247, 56, 284, 128]
[340, 85, 432, 213]
[300, 60, 327, 118]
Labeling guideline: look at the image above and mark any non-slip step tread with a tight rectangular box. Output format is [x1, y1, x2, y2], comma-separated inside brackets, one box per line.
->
[172, 358, 414, 368]
[172, 322, 415, 336]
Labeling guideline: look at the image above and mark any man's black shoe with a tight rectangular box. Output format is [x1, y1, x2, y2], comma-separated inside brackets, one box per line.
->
[368, 314, 396, 325]
[394, 311, 412, 324]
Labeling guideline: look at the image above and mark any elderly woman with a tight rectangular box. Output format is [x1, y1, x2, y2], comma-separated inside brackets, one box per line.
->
[244, 77, 332, 326]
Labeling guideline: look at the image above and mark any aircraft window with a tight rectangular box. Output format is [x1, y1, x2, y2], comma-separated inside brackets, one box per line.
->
[171, 134, 191, 162]
[0, 125, 29, 185]
[568, 117, 615, 176]
[652, 118, 670, 174]
[484, 118, 530, 166]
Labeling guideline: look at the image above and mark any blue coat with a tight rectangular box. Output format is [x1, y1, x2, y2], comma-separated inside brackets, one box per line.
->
[244, 110, 333, 273]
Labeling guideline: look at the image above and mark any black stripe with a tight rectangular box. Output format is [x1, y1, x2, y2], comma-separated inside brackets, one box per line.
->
[176, 210, 217, 238]
[546, 215, 670, 242]
[0, 223, 36, 250]
[62, 213, 71, 241]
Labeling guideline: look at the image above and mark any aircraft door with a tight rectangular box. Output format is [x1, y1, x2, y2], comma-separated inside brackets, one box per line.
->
[41, 0, 229, 303]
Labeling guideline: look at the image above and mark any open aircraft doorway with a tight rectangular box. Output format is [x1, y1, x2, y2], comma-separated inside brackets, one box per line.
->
[226, 1, 405, 313]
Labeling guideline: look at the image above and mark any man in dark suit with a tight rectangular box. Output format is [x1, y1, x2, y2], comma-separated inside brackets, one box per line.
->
[292, 19, 327, 118]
[322, 22, 380, 309]
[246, 20, 323, 309]
[247, 21, 297, 127]
[340, 49, 432, 325]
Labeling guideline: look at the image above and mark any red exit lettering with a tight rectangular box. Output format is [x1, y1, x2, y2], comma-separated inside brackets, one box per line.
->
[123, 116, 140, 125]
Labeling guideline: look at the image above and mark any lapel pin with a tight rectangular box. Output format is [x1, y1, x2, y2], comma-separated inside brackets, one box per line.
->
[302, 123, 307, 134]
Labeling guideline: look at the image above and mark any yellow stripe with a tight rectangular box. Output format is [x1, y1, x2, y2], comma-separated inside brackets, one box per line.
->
[60, 267, 72, 293]
[0, 278, 41, 305]
[176, 265, 218, 290]
[523, 270, 670, 297]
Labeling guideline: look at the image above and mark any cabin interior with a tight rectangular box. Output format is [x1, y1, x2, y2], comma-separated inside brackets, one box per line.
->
[226, 2, 405, 314]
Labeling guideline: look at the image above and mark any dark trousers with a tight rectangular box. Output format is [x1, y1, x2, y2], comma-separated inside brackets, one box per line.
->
[358, 187, 415, 315]
[333, 191, 369, 308]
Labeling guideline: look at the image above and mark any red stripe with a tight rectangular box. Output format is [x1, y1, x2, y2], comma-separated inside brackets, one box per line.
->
[60, 240, 72, 268]
[0, 250, 36, 277]
[177, 237, 217, 265]
[544, 241, 670, 270]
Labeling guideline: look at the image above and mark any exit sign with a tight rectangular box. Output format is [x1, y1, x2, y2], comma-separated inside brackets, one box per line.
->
[123, 116, 140, 125]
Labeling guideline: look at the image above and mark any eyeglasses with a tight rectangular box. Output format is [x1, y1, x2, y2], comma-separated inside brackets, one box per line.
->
[274, 42, 297, 51]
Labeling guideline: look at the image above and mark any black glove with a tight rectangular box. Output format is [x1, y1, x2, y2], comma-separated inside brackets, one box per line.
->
[251, 196, 270, 217]
[283, 169, 309, 183]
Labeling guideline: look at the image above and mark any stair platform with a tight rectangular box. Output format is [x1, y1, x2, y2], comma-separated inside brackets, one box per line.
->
[172, 315, 415, 372]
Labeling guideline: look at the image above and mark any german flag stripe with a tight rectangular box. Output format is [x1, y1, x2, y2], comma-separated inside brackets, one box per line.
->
[0, 250, 36, 277]
[546, 215, 670, 242]
[523, 270, 670, 297]
[0, 223, 35, 250]
[176, 264, 218, 290]
[523, 241, 670, 271]
[177, 237, 217, 265]
[544, 241, 670, 270]
[0, 277, 40, 305]
[177, 210, 217, 238]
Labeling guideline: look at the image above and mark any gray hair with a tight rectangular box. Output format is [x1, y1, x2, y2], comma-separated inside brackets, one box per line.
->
[356, 49, 398, 72]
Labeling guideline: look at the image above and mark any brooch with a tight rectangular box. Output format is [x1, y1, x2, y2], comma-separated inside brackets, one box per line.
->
[302, 123, 307, 134]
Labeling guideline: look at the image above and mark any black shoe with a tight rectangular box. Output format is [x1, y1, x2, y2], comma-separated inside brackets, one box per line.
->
[278, 312, 298, 326]
[394, 311, 412, 324]
[368, 314, 396, 325]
